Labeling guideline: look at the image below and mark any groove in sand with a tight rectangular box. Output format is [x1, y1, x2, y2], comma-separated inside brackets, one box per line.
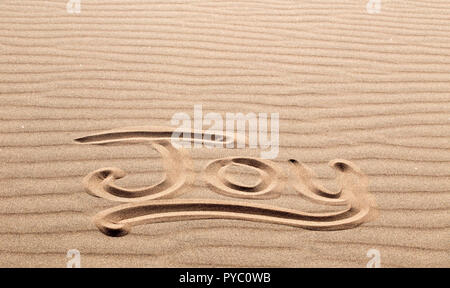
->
[76, 126, 377, 237]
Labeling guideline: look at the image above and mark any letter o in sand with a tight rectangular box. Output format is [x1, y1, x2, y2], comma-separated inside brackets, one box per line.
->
[203, 157, 284, 199]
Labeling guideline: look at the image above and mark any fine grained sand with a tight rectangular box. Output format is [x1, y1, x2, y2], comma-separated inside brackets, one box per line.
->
[79, 128, 377, 237]
[0, 0, 449, 267]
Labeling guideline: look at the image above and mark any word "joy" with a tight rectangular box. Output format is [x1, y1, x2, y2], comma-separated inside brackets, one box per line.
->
[76, 126, 378, 237]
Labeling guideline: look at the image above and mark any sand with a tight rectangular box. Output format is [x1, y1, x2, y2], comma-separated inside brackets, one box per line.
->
[0, 0, 449, 267]
[80, 127, 376, 236]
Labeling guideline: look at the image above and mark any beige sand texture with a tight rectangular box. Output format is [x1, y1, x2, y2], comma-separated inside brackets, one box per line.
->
[0, 0, 449, 267]
[79, 128, 377, 236]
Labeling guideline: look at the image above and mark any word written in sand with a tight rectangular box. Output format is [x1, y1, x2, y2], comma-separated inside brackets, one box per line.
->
[75, 126, 378, 237]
